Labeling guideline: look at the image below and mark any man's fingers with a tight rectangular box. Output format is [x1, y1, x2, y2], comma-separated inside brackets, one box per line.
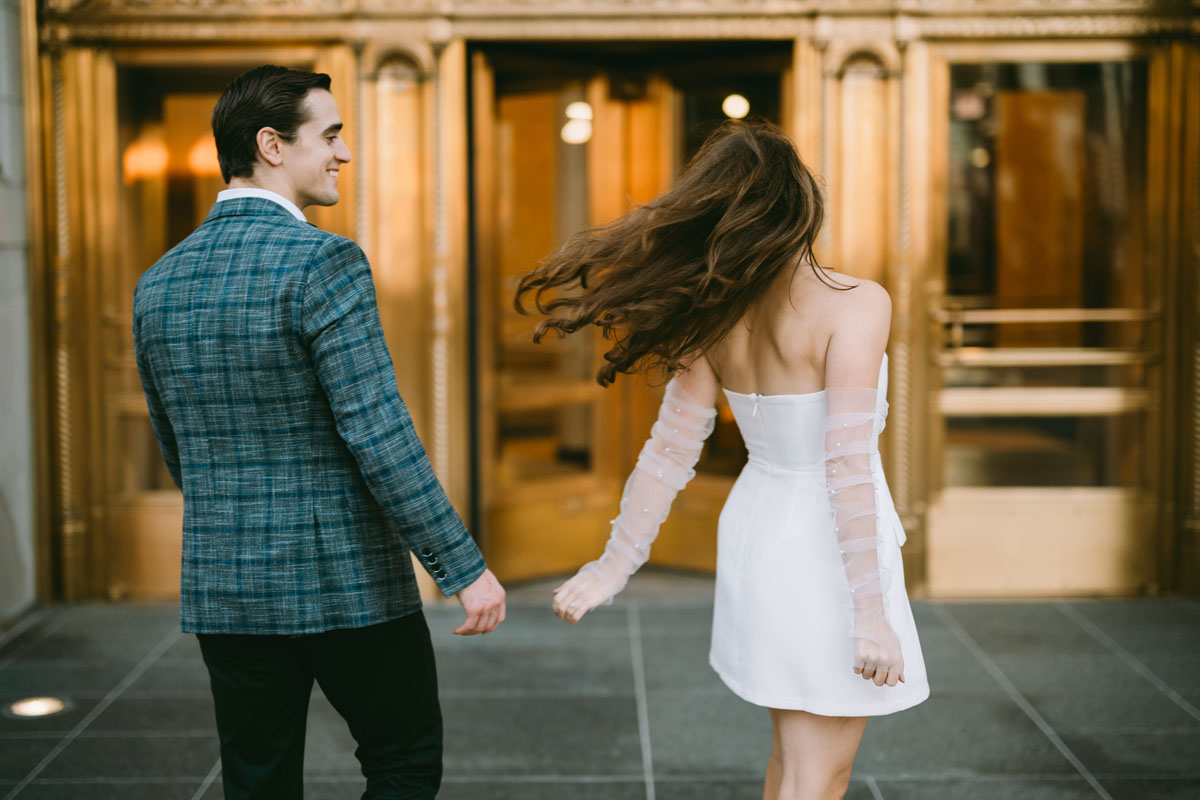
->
[454, 610, 483, 635]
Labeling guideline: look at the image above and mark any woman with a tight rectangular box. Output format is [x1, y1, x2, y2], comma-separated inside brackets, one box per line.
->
[515, 120, 929, 800]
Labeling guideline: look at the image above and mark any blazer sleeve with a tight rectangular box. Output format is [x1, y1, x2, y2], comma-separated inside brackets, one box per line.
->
[132, 309, 183, 490]
[300, 235, 486, 597]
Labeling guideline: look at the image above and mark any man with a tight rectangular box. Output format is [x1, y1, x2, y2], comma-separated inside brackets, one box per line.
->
[133, 65, 506, 799]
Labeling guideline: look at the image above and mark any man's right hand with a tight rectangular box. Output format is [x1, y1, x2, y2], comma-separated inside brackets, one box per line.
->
[454, 569, 506, 635]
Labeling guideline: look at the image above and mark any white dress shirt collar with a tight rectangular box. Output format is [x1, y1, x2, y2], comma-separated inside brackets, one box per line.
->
[216, 187, 307, 222]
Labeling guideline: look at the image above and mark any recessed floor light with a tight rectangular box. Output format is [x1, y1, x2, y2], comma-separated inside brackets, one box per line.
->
[4, 697, 69, 718]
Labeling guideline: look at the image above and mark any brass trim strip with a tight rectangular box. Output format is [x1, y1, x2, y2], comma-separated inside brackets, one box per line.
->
[931, 307, 1158, 324]
[939, 387, 1150, 416]
[936, 348, 1153, 367]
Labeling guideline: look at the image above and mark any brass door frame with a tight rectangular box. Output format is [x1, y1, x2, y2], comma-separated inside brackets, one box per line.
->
[913, 38, 1186, 595]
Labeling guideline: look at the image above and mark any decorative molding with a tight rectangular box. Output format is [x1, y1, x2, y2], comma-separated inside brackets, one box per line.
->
[49, 0, 1196, 14]
[42, 5, 1196, 46]
[362, 39, 435, 80]
[430, 43, 451, 485]
[916, 14, 1195, 38]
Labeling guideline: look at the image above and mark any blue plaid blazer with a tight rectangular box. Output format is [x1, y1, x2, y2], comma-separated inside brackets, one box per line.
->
[133, 198, 486, 635]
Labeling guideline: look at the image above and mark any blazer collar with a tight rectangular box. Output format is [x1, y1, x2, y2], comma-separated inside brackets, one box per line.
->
[203, 197, 311, 226]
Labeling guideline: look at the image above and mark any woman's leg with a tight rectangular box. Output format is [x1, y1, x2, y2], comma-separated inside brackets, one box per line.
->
[762, 709, 783, 800]
[768, 708, 867, 800]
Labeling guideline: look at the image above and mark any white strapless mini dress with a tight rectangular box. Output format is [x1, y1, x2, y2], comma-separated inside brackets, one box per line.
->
[709, 356, 930, 716]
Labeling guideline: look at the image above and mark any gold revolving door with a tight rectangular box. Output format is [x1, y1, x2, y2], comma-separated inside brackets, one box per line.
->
[925, 44, 1165, 596]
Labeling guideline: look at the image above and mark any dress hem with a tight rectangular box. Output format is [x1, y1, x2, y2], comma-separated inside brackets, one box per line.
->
[710, 656, 930, 717]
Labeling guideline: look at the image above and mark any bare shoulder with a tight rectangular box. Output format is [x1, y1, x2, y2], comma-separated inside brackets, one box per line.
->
[830, 276, 891, 315]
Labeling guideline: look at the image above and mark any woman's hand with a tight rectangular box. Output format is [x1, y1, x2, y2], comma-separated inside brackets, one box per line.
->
[852, 614, 905, 687]
[552, 568, 614, 624]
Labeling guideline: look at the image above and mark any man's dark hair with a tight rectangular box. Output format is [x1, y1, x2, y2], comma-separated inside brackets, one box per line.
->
[211, 65, 332, 184]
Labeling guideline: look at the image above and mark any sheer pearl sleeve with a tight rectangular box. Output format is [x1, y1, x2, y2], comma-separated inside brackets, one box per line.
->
[567, 379, 718, 607]
[824, 386, 893, 644]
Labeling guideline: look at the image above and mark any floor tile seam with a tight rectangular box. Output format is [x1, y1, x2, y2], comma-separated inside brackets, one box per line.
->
[863, 774, 1099, 782]
[0, 659, 150, 668]
[188, 759, 221, 800]
[1, 628, 182, 800]
[931, 603, 1115, 800]
[438, 775, 648, 783]
[23, 777, 210, 785]
[440, 691, 636, 698]
[0, 613, 68, 672]
[628, 606, 656, 800]
[0, 609, 49, 655]
[1056, 726, 1200, 735]
[74, 729, 216, 737]
[1092, 773, 1200, 780]
[1054, 602, 1200, 724]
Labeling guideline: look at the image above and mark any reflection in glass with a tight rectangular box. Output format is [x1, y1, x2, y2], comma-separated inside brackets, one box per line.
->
[497, 406, 593, 485]
[946, 62, 1148, 344]
[944, 415, 1142, 488]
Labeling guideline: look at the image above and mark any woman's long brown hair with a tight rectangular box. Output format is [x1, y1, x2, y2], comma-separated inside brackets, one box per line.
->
[514, 119, 834, 386]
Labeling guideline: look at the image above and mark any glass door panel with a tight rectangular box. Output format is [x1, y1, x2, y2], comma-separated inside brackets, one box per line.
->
[928, 57, 1159, 596]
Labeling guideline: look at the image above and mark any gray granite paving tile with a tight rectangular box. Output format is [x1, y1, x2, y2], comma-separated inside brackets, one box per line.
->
[0, 696, 100, 734]
[1133, 654, 1199, 699]
[874, 777, 1098, 799]
[1059, 732, 1200, 776]
[432, 634, 634, 695]
[86, 696, 217, 732]
[1100, 778, 1200, 799]
[156, 635, 204, 664]
[647, 690, 771, 776]
[854, 692, 1077, 776]
[301, 695, 356, 777]
[641, 633, 726, 694]
[917, 625, 1006, 695]
[1026, 689, 1200, 732]
[988, 653, 1147, 695]
[440, 782, 646, 800]
[0, 664, 130, 697]
[1095, 626, 1200, 658]
[16, 781, 202, 799]
[49, 605, 178, 639]
[36, 735, 219, 780]
[943, 604, 1109, 658]
[910, 601, 945, 629]
[638, 607, 715, 637]
[122, 660, 211, 698]
[656, 778, 876, 799]
[441, 697, 642, 777]
[7, 632, 158, 664]
[0, 737, 59, 781]
[1068, 600, 1200, 630]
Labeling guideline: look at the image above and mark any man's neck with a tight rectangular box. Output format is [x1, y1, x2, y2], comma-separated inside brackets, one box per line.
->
[227, 176, 302, 209]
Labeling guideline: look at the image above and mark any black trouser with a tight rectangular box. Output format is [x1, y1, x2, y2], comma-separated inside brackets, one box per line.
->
[196, 612, 442, 800]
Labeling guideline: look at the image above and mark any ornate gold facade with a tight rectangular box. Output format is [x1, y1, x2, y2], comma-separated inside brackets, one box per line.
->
[21, 0, 1200, 601]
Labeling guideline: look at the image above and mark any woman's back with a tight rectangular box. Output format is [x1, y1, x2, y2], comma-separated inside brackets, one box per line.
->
[705, 265, 891, 397]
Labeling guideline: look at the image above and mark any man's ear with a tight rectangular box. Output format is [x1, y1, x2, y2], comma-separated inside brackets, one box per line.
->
[256, 127, 284, 168]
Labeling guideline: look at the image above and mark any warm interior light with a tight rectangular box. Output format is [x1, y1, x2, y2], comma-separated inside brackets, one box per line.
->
[122, 136, 168, 184]
[722, 94, 750, 120]
[187, 134, 222, 177]
[565, 101, 593, 121]
[561, 119, 592, 145]
[7, 697, 67, 718]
